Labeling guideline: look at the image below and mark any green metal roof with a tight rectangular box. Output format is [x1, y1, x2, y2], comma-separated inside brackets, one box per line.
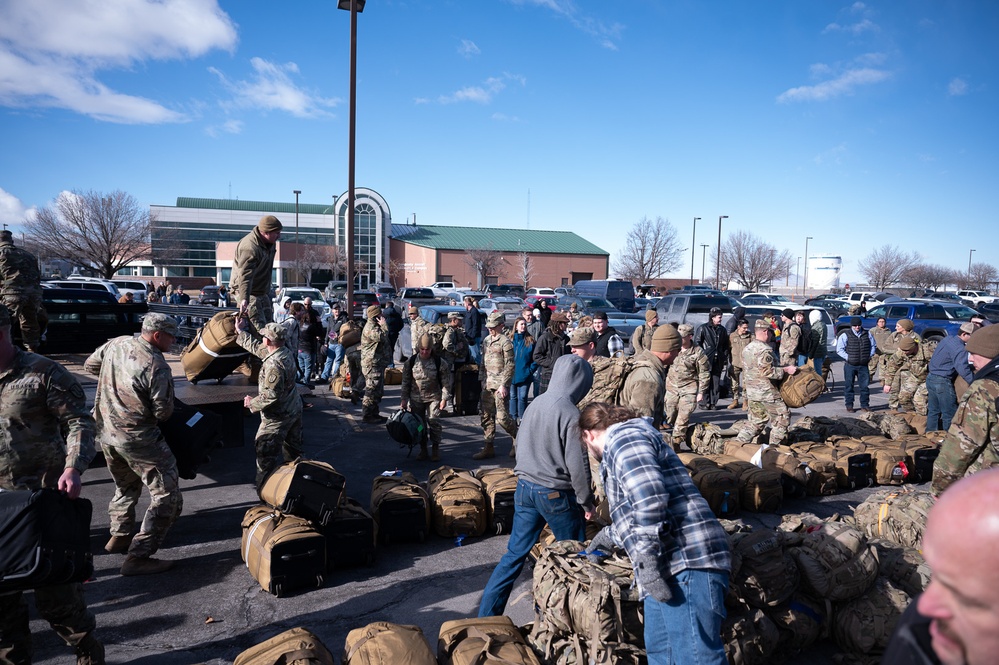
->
[175, 197, 334, 216]
[391, 224, 608, 256]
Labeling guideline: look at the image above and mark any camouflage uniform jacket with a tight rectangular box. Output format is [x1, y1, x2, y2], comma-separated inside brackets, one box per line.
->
[619, 350, 666, 428]
[881, 330, 921, 356]
[236, 328, 301, 418]
[742, 339, 784, 402]
[779, 322, 801, 365]
[1, 349, 96, 490]
[630, 324, 656, 354]
[729, 330, 752, 369]
[870, 326, 892, 353]
[479, 333, 514, 390]
[361, 318, 390, 372]
[85, 335, 174, 449]
[410, 316, 430, 353]
[931, 363, 999, 495]
[0, 240, 42, 296]
[442, 325, 468, 365]
[666, 345, 710, 396]
[401, 353, 452, 404]
[230, 227, 276, 301]
[883, 344, 933, 387]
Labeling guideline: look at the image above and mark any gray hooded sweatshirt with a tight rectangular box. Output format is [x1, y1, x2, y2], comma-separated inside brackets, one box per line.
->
[514, 353, 595, 510]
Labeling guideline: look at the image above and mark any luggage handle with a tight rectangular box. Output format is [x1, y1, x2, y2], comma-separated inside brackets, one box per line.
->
[279, 550, 319, 561]
[301, 473, 342, 490]
[275, 648, 335, 665]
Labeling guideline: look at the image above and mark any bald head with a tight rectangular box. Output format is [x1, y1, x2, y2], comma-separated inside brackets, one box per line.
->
[917, 469, 999, 665]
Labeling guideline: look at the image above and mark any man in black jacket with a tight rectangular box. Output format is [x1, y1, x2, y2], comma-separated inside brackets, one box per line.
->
[382, 301, 404, 368]
[592, 311, 623, 358]
[532, 312, 569, 394]
[464, 296, 483, 364]
[693, 307, 730, 409]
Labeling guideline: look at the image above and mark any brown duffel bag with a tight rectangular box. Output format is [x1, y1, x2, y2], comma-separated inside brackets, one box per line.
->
[344, 621, 436, 665]
[779, 365, 825, 408]
[180, 310, 249, 383]
[427, 466, 488, 538]
[235, 626, 335, 665]
[438, 616, 541, 665]
[240, 506, 326, 597]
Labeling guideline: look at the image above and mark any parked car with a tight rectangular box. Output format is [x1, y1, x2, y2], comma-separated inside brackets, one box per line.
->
[44, 279, 122, 298]
[398, 304, 482, 359]
[484, 284, 526, 299]
[111, 279, 149, 303]
[845, 291, 880, 303]
[743, 292, 790, 303]
[835, 300, 969, 342]
[426, 281, 457, 298]
[342, 291, 380, 321]
[526, 287, 557, 298]
[197, 285, 222, 306]
[806, 299, 853, 319]
[654, 293, 736, 328]
[573, 279, 636, 313]
[398, 287, 440, 310]
[524, 295, 558, 311]
[374, 285, 397, 305]
[740, 303, 837, 356]
[276, 287, 332, 324]
[477, 297, 526, 326]
[441, 290, 487, 306]
[555, 295, 620, 316]
[26, 288, 143, 352]
[957, 290, 998, 307]
[553, 286, 573, 299]
[978, 301, 999, 322]
[805, 293, 844, 302]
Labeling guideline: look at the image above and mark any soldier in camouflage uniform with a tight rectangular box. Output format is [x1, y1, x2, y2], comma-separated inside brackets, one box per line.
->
[236, 318, 303, 486]
[474, 312, 519, 460]
[778, 308, 801, 366]
[931, 325, 999, 496]
[0, 229, 43, 352]
[618, 325, 681, 429]
[408, 306, 430, 355]
[664, 323, 710, 450]
[868, 316, 891, 377]
[728, 318, 752, 410]
[230, 215, 281, 327]
[737, 319, 799, 445]
[882, 319, 923, 408]
[401, 334, 452, 461]
[85, 313, 182, 576]
[442, 311, 469, 412]
[630, 310, 659, 353]
[882, 337, 933, 414]
[0, 304, 106, 664]
[360, 304, 391, 424]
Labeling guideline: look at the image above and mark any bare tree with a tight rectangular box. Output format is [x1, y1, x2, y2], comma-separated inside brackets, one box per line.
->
[515, 251, 535, 289]
[967, 262, 999, 291]
[613, 216, 684, 283]
[380, 258, 405, 290]
[289, 244, 343, 287]
[25, 189, 153, 279]
[464, 246, 506, 289]
[857, 245, 920, 290]
[717, 230, 794, 291]
[904, 264, 956, 291]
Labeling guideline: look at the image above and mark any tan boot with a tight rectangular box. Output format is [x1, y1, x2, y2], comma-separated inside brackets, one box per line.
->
[472, 442, 495, 460]
[75, 633, 106, 665]
[742, 399, 748, 410]
[104, 534, 134, 554]
[727, 399, 740, 410]
[121, 555, 174, 576]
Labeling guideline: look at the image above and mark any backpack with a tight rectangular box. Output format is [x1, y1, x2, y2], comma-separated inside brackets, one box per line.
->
[578, 355, 636, 408]
[764, 595, 828, 661]
[385, 409, 428, 451]
[427, 466, 488, 539]
[851, 488, 934, 549]
[779, 365, 825, 408]
[869, 538, 932, 598]
[689, 422, 728, 456]
[721, 603, 781, 665]
[722, 460, 784, 513]
[730, 530, 799, 608]
[786, 521, 879, 602]
[438, 616, 541, 665]
[831, 576, 911, 656]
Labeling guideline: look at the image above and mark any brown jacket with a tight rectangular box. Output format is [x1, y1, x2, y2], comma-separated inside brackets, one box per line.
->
[230, 227, 276, 301]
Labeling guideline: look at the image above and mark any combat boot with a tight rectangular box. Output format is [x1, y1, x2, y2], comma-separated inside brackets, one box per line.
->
[104, 534, 134, 554]
[727, 399, 740, 410]
[472, 442, 495, 460]
[415, 445, 429, 461]
[75, 632, 106, 665]
[121, 555, 174, 576]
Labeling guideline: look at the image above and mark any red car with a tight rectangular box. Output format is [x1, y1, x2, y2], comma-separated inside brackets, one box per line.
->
[524, 295, 558, 311]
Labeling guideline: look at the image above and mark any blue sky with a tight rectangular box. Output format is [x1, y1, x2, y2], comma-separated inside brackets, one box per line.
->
[1, 0, 996, 285]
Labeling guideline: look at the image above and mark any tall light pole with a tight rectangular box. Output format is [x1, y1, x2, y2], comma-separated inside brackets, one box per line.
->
[804, 236, 812, 296]
[293, 190, 301, 285]
[716, 216, 728, 290]
[700, 244, 709, 283]
[795, 257, 801, 293]
[338, 0, 364, 313]
[690, 217, 700, 286]
[969, 248, 976, 287]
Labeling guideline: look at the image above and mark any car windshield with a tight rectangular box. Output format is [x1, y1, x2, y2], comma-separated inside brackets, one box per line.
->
[581, 297, 614, 309]
[405, 288, 434, 298]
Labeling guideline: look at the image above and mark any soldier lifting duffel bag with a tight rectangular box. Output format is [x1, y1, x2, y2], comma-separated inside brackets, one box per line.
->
[180, 310, 250, 384]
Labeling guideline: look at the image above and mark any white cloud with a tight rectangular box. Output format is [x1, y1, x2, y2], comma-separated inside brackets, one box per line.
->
[0, 0, 237, 124]
[0, 187, 37, 229]
[507, 0, 624, 50]
[823, 18, 879, 35]
[948, 77, 969, 96]
[813, 144, 848, 166]
[438, 73, 526, 105]
[205, 119, 245, 138]
[491, 112, 521, 123]
[458, 39, 481, 59]
[778, 67, 891, 103]
[209, 58, 340, 118]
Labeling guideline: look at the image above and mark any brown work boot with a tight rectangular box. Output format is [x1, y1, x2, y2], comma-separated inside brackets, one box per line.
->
[727, 400, 740, 410]
[75, 632, 106, 665]
[741, 399, 748, 410]
[472, 443, 495, 460]
[120, 555, 174, 576]
[104, 534, 134, 554]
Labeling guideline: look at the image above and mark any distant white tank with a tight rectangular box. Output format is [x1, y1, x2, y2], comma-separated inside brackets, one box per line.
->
[807, 256, 842, 291]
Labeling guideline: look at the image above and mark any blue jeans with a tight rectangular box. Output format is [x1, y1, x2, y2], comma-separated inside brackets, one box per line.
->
[468, 336, 483, 365]
[643, 569, 729, 665]
[508, 382, 529, 420]
[926, 373, 958, 431]
[843, 363, 870, 409]
[478, 479, 585, 617]
[813, 355, 825, 375]
[297, 350, 315, 384]
[319, 343, 344, 381]
[531, 367, 542, 399]
[797, 353, 809, 367]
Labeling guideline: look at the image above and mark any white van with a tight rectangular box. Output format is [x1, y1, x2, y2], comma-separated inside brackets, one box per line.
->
[111, 279, 149, 303]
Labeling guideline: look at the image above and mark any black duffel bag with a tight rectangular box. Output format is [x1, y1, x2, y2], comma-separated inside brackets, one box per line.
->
[0, 488, 93, 592]
[159, 399, 223, 479]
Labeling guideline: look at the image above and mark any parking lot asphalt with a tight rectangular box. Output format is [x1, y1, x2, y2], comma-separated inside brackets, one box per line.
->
[24, 354, 918, 664]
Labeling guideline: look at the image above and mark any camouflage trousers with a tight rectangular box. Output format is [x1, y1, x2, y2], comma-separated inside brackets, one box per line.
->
[409, 398, 443, 449]
[0, 583, 96, 663]
[889, 373, 925, 411]
[480, 388, 518, 444]
[913, 383, 928, 416]
[729, 366, 744, 401]
[736, 398, 790, 445]
[1, 293, 42, 349]
[868, 352, 883, 378]
[664, 391, 697, 442]
[346, 349, 364, 399]
[105, 437, 183, 558]
[255, 413, 303, 487]
[245, 294, 274, 328]
[362, 365, 386, 418]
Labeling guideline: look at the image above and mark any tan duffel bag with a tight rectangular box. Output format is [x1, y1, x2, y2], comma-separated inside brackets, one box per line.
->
[438, 616, 541, 665]
[344, 621, 436, 665]
[235, 626, 335, 665]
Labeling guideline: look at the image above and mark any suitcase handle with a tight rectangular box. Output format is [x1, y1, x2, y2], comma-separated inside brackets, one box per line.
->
[279, 550, 319, 561]
[301, 473, 341, 489]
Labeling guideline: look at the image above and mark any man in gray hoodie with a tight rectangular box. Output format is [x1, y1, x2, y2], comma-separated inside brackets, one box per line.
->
[477, 353, 595, 617]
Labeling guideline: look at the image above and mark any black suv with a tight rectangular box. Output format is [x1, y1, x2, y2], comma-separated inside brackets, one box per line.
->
[343, 291, 379, 320]
[654, 294, 736, 327]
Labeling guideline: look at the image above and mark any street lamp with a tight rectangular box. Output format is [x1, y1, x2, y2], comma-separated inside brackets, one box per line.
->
[969, 248, 976, 277]
[796, 257, 801, 293]
[716, 216, 728, 289]
[293, 190, 301, 285]
[804, 236, 813, 296]
[338, 0, 365, 312]
[690, 217, 700, 286]
[700, 244, 709, 283]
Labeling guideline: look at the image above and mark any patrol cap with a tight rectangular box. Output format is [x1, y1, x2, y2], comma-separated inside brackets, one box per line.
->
[898, 337, 918, 352]
[0, 230, 12, 242]
[650, 324, 682, 352]
[966, 324, 999, 359]
[485, 312, 505, 328]
[257, 215, 283, 233]
[141, 312, 180, 337]
[645, 310, 658, 323]
[447, 311, 463, 321]
[677, 323, 694, 337]
[366, 304, 382, 320]
[755, 319, 771, 330]
[261, 322, 288, 342]
[898, 318, 915, 331]
[568, 327, 595, 346]
[959, 322, 977, 335]
[0, 303, 10, 327]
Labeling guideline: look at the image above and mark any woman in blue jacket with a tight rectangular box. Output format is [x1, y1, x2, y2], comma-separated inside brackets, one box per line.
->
[507, 316, 537, 422]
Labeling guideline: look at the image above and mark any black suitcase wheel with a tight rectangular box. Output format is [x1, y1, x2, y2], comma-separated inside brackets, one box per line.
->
[494, 521, 504, 536]
[272, 583, 284, 597]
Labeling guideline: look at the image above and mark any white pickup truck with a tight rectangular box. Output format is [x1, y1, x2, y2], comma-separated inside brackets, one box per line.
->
[426, 281, 457, 298]
[957, 290, 998, 307]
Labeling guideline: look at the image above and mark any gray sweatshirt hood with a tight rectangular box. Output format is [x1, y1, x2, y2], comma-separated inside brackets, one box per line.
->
[547, 353, 593, 404]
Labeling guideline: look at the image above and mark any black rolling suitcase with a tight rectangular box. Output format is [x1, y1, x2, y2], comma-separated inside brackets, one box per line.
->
[0, 489, 94, 592]
[476, 468, 518, 535]
[160, 399, 223, 479]
[324, 498, 376, 569]
[259, 460, 346, 527]
[846, 452, 876, 489]
[370, 472, 430, 544]
[454, 364, 481, 416]
[241, 505, 326, 597]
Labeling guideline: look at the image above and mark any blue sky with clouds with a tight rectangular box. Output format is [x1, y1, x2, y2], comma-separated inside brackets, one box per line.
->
[1, 0, 996, 284]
